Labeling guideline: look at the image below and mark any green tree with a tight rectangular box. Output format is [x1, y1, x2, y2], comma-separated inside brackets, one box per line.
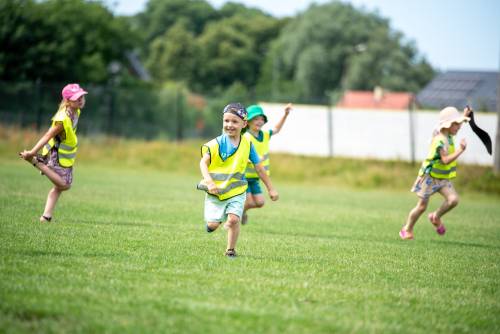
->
[218, 2, 270, 18]
[193, 13, 281, 93]
[194, 16, 258, 92]
[346, 30, 434, 92]
[0, 0, 135, 83]
[135, 0, 218, 44]
[258, 1, 435, 102]
[146, 21, 199, 84]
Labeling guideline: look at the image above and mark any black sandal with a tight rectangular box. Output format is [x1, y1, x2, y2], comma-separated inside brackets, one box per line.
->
[40, 215, 52, 223]
[224, 249, 237, 257]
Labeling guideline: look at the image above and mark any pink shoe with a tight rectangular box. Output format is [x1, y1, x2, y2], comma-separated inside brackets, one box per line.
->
[399, 229, 414, 240]
[428, 212, 446, 235]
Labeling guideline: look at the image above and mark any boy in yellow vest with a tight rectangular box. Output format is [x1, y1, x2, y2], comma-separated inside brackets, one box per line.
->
[242, 103, 291, 225]
[199, 103, 279, 257]
[19, 83, 87, 223]
[400, 106, 471, 240]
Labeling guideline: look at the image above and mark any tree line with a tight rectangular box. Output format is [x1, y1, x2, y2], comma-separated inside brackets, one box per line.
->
[0, 0, 436, 138]
[1, 0, 434, 102]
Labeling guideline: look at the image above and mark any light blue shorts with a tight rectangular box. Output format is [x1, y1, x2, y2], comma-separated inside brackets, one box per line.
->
[204, 192, 246, 223]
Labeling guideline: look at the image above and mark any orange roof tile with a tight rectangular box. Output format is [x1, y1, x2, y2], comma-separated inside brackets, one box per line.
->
[337, 90, 414, 110]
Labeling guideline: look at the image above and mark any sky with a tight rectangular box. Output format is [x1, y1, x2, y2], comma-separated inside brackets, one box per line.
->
[104, 0, 500, 72]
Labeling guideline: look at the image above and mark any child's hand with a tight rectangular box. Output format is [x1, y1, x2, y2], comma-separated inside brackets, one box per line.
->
[19, 150, 34, 161]
[464, 105, 473, 117]
[459, 138, 467, 151]
[284, 103, 292, 115]
[268, 189, 279, 201]
[207, 181, 219, 195]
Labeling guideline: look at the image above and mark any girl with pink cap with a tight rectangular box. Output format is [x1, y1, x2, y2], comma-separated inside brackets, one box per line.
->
[400, 106, 472, 240]
[19, 83, 88, 223]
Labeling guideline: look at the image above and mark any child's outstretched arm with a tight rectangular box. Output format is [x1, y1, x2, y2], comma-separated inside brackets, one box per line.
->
[199, 153, 218, 195]
[272, 103, 292, 135]
[255, 163, 279, 201]
[439, 139, 466, 165]
[19, 123, 63, 160]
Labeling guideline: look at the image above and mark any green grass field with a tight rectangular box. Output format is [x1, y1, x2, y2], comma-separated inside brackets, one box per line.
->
[1, 159, 499, 333]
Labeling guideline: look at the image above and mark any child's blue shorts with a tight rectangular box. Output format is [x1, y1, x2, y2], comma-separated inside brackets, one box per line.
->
[246, 178, 263, 195]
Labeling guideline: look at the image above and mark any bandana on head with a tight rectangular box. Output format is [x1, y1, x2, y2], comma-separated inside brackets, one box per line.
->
[223, 103, 247, 121]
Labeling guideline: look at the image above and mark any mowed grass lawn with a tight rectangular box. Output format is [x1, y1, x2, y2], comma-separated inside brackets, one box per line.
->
[1, 159, 499, 333]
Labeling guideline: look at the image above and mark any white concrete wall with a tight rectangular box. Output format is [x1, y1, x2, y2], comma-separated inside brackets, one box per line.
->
[260, 103, 498, 166]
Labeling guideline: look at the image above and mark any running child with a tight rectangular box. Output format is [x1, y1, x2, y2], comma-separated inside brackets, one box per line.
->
[199, 103, 279, 257]
[400, 106, 471, 240]
[242, 103, 292, 225]
[19, 83, 88, 223]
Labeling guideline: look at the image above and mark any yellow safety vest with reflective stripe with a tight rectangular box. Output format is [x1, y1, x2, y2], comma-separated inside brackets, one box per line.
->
[202, 135, 250, 200]
[244, 130, 270, 178]
[419, 134, 457, 179]
[41, 107, 80, 167]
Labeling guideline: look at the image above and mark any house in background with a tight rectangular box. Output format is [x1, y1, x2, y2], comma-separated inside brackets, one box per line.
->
[336, 87, 414, 110]
[417, 70, 498, 112]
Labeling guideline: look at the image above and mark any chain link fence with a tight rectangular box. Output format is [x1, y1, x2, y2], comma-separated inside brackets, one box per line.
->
[0, 81, 204, 140]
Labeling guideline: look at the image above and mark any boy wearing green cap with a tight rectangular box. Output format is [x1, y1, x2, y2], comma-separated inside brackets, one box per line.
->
[242, 103, 292, 225]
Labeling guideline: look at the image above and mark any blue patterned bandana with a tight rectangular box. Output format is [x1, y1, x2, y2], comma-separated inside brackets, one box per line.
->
[223, 103, 247, 121]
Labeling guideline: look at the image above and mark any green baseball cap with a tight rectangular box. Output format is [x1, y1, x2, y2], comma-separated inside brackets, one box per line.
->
[247, 105, 268, 123]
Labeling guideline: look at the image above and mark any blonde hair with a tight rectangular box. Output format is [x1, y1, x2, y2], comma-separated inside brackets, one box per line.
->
[58, 99, 72, 111]
[57, 98, 80, 116]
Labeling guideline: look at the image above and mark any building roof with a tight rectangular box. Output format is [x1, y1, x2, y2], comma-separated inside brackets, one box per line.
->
[417, 70, 498, 112]
[336, 90, 414, 110]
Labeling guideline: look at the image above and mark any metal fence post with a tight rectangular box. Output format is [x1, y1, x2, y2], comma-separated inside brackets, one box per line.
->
[327, 104, 333, 157]
[494, 68, 500, 174]
[107, 84, 115, 135]
[35, 79, 42, 131]
[175, 87, 183, 141]
[408, 98, 416, 165]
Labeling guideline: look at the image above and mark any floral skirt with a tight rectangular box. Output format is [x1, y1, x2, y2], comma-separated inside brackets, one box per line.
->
[411, 174, 455, 200]
[42, 149, 73, 186]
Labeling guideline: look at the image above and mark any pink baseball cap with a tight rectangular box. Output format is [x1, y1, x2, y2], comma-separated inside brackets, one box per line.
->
[61, 83, 88, 101]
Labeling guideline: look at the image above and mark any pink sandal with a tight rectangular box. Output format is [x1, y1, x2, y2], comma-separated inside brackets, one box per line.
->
[428, 212, 446, 235]
[399, 228, 414, 240]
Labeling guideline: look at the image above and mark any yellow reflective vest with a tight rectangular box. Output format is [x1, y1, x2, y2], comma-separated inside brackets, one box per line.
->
[41, 107, 80, 167]
[244, 130, 270, 178]
[419, 134, 457, 179]
[202, 135, 250, 200]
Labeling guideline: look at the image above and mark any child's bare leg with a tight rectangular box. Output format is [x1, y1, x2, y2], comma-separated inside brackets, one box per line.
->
[37, 164, 69, 189]
[434, 186, 459, 220]
[244, 194, 265, 211]
[244, 194, 256, 211]
[225, 213, 240, 250]
[206, 221, 220, 232]
[243, 194, 264, 225]
[26, 158, 68, 189]
[24, 158, 70, 221]
[42, 186, 68, 220]
[403, 198, 428, 232]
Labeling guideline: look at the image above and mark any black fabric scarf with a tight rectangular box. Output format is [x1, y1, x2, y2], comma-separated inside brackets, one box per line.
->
[469, 111, 492, 155]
